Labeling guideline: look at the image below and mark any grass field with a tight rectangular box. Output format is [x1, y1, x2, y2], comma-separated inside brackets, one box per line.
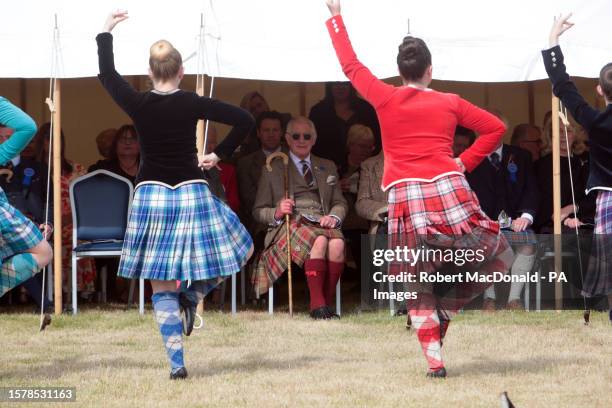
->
[0, 307, 610, 408]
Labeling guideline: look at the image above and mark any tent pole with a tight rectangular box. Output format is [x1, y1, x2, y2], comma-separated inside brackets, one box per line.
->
[552, 94, 562, 311]
[53, 79, 62, 315]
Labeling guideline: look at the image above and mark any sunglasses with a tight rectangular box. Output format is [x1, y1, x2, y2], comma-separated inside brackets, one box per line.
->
[290, 133, 312, 141]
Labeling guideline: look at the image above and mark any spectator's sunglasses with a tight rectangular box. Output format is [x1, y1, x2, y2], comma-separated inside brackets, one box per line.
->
[290, 132, 312, 141]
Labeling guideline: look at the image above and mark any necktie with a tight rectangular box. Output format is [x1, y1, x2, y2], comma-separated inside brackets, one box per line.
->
[301, 160, 314, 187]
[490, 152, 501, 170]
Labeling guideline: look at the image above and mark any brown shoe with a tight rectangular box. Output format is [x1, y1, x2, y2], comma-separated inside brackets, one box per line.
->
[506, 299, 524, 311]
[482, 298, 496, 312]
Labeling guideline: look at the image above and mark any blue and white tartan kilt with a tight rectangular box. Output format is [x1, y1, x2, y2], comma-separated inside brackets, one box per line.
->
[118, 181, 253, 281]
[1, 188, 43, 296]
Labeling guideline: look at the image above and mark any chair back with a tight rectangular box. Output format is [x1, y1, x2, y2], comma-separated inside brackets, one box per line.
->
[69, 170, 134, 242]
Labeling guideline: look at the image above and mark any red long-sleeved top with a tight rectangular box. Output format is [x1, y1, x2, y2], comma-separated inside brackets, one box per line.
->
[326, 15, 506, 191]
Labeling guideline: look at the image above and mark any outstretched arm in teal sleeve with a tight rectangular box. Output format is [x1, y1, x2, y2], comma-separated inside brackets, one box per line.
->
[0, 96, 37, 165]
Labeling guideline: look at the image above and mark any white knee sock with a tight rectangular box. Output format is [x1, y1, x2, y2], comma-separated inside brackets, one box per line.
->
[508, 254, 536, 302]
[484, 285, 496, 300]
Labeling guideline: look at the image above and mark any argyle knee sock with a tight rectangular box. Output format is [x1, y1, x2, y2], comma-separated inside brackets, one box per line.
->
[409, 305, 444, 371]
[325, 261, 344, 306]
[0, 253, 39, 297]
[152, 291, 184, 372]
[304, 258, 327, 310]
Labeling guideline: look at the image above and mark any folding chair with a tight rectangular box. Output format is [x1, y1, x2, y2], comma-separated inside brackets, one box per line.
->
[69, 170, 143, 314]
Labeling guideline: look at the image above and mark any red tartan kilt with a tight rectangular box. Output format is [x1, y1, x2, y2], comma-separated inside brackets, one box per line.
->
[386, 174, 513, 310]
[252, 220, 344, 297]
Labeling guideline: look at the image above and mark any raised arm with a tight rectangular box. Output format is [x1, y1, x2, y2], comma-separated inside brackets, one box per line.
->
[325, 1, 394, 109]
[96, 11, 141, 117]
[0, 97, 37, 165]
[542, 14, 600, 130]
[456, 97, 506, 172]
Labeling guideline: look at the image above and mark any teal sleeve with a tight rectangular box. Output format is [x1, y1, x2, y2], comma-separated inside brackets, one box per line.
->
[0, 96, 37, 165]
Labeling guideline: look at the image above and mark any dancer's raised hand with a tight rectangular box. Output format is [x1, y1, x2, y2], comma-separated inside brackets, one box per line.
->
[549, 13, 574, 47]
[325, 0, 341, 16]
[103, 10, 129, 33]
[198, 152, 220, 170]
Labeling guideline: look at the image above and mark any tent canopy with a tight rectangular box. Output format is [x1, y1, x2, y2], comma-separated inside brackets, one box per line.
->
[1, 0, 610, 82]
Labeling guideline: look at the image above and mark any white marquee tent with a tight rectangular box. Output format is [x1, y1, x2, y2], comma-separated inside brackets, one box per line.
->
[1, 0, 610, 82]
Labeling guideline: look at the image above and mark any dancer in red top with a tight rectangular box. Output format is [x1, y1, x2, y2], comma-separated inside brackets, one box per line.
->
[325, 0, 514, 377]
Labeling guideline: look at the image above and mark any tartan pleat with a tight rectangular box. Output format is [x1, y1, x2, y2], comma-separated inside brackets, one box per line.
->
[387, 174, 514, 311]
[0, 188, 43, 296]
[118, 182, 252, 281]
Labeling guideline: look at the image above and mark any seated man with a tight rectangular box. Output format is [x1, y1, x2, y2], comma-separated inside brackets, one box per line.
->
[511, 124, 542, 162]
[452, 126, 476, 158]
[466, 140, 538, 310]
[237, 111, 286, 238]
[252, 116, 347, 319]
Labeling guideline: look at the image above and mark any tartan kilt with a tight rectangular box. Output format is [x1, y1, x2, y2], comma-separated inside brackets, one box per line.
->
[118, 181, 253, 281]
[253, 219, 344, 297]
[387, 174, 514, 311]
[0, 188, 43, 296]
[583, 190, 612, 296]
[501, 228, 537, 246]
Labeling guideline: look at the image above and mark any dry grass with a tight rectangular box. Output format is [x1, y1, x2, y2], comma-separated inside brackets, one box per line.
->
[0, 308, 610, 408]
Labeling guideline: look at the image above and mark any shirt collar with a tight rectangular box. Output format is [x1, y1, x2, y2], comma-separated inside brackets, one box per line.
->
[289, 151, 311, 169]
[262, 146, 281, 157]
[490, 145, 503, 159]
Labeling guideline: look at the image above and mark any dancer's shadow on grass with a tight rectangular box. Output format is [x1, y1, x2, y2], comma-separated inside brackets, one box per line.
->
[0, 356, 160, 381]
[190, 352, 326, 378]
[451, 355, 590, 377]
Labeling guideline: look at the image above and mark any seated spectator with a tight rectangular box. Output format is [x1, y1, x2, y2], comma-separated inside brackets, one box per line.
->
[466, 139, 538, 310]
[89, 128, 117, 171]
[205, 125, 240, 213]
[0, 124, 53, 311]
[35, 123, 96, 304]
[355, 152, 387, 234]
[89, 124, 139, 185]
[535, 119, 595, 232]
[452, 126, 476, 157]
[236, 92, 291, 159]
[237, 111, 286, 238]
[511, 124, 542, 162]
[309, 82, 380, 167]
[339, 124, 375, 277]
[252, 116, 348, 319]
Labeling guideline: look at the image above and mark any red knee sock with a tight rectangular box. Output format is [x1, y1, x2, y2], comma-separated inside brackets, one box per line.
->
[304, 258, 327, 311]
[409, 294, 444, 371]
[325, 261, 344, 306]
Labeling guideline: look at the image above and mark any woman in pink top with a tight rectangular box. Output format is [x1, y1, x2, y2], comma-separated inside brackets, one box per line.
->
[325, 0, 514, 377]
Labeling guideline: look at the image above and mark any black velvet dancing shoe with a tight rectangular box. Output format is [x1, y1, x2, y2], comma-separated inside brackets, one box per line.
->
[169, 367, 188, 380]
[310, 306, 332, 320]
[178, 292, 196, 336]
[426, 367, 447, 378]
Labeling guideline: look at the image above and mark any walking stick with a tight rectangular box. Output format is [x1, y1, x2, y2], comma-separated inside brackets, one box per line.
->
[266, 152, 293, 317]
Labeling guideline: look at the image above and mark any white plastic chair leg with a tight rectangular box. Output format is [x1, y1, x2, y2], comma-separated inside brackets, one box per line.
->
[268, 286, 274, 315]
[139, 278, 144, 315]
[72, 254, 78, 315]
[389, 281, 395, 316]
[231, 272, 237, 315]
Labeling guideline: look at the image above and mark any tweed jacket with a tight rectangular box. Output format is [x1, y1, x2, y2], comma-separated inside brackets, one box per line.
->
[355, 153, 388, 234]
